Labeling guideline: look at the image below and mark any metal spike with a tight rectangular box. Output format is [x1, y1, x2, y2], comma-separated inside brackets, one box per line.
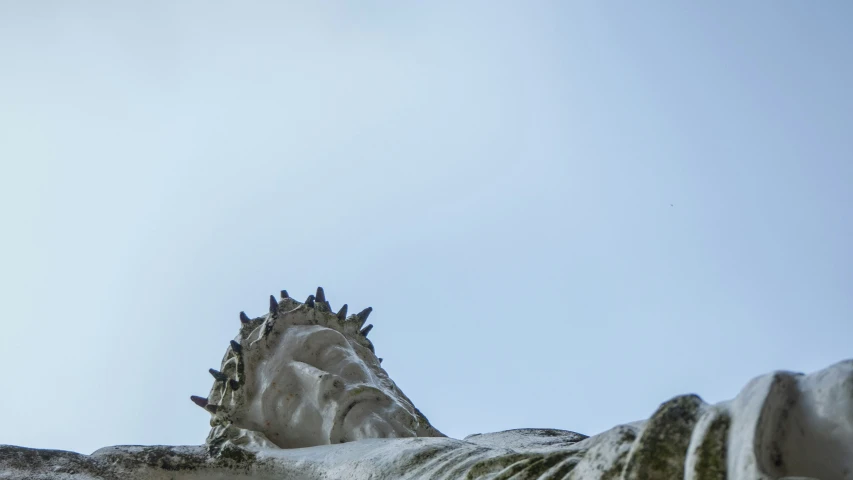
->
[209, 368, 227, 382]
[229, 379, 240, 391]
[378, 358, 383, 364]
[280, 290, 289, 299]
[305, 295, 315, 308]
[230, 340, 242, 354]
[239, 311, 250, 324]
[357, 307, 372, 322]
[205, 404, 220, 414]
[315, 286, 326, 303]
[190, 395, 208, 408]
[360, 324, 373, 337]
[355, 307, 372, 327]
[336, 304, 348, 321]
[269, 295, 279, 314]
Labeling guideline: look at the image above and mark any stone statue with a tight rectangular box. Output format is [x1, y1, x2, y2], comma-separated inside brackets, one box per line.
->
[2, 287, 851, 479]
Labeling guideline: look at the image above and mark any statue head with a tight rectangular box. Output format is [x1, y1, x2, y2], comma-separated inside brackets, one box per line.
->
[190, 288, 443, 449]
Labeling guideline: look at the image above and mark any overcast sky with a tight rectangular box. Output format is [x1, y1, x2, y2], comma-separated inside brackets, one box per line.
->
[1, 2, 852, 455]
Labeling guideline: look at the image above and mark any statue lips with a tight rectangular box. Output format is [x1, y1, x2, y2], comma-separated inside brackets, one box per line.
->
[329, 386, 392, 444]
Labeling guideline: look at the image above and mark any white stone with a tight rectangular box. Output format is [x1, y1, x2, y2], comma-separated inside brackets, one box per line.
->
[1, 291, 851, 479]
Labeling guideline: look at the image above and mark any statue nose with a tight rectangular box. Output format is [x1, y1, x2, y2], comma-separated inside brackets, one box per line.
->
[317, 372, 346, 402]
[288, 361, 345, 404]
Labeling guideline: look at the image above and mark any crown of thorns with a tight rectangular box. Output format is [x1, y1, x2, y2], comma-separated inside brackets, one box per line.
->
[189, 287, 380, 421]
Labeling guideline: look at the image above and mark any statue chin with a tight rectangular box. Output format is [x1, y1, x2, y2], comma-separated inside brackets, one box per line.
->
[335, 401, 418, 443]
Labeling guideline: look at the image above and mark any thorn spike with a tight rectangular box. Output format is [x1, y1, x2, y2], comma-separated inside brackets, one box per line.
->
[239, 311, 250, 324]
[378, 358, 383, 364]
[337, 304, 348, 321]
[315, 286, 326, 303]
[190, 395, 208, 408]
[229, 379, 240, 390]
[280, 290, 289, 299]
[305, 295, 315, 308]
[209, 368, 227, 382]
[269, 295, 278, 314]
[360, 324, 373, 337]
[230, 340, 242, 354]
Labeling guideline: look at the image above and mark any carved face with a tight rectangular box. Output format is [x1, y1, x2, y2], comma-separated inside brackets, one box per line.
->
[234, 324, 425, 448]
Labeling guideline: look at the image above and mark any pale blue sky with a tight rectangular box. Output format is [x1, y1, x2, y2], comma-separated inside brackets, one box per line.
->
[1, 2, 851, 455]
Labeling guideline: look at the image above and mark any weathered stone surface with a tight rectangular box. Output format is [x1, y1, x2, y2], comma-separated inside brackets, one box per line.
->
[684, 407, 731, 480]
[2, 289, 851, 479]
[622, 394, 705, 480]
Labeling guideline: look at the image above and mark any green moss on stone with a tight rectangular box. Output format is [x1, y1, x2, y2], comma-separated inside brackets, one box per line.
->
[466, 453, 529, 479]
[600, 448, 631, 480]
[691, 412, 731, 480]
[215, 444, 257, 465]
[623, 394, 705, 480]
